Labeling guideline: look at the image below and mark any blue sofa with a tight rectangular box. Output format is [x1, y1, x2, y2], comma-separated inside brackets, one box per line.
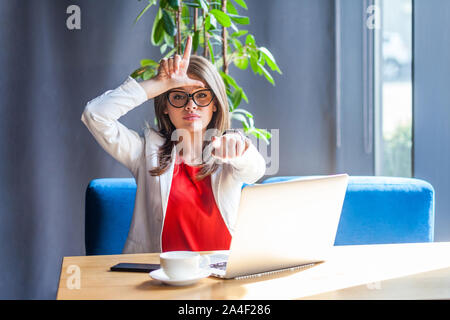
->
[85, 176, 435, 255]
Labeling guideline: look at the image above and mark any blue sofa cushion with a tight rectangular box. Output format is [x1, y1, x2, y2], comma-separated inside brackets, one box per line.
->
[85, 176, 435, 255]
[85, 178, 135, 255]
[261, 176, 435, 245]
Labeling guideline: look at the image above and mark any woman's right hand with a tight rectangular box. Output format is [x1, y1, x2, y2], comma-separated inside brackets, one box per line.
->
[154, 36, 204, 89]
[138, 36, 204, 100]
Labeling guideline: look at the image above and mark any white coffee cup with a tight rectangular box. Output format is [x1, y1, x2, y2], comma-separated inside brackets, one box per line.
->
[160, 251, 210, 279]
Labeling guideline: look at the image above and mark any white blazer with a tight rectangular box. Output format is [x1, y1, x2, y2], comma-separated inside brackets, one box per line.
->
[81, 76, 267, 253]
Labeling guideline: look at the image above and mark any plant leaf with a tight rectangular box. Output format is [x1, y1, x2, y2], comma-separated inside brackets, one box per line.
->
[241, 89, 249, 103]
[245, 34, 256, 47]
[209, 13, 218, 29]
[193, 30, 200, 52]
[130, 66, 147, 79]
[167, 0, 180, 10]
[220, 71, 239, 90]
[227, 96, 234, 111]
[163, 30, 174, 47]
[232, 0, 248, 10]
[207, 38, 215, 64]
[160, 43, 168, 54]
[259, 47, 282, 74]
[160, 0, 168, 9]
[182, 3, 190, 25]
[257, 61, 275, 85]
[140, 59, 159, 67]
[231, 30, 248, 38]
[155, 19, 166, 45]
[247, 128, 269, 144]
[205, 14, 211, 31]
[249, 51, 260, 74]
[210, 9, 231, 27]
[151, 10, 164, 45]
[134, 0, 157, 24]
[234, 55, 248, 70]
[257, 128, 272, 140]
[230, 112, 249, 127]
[142, 69, 155, 80]
[162, 9, 176, 36]
[184, 2, 201, 8]
[229, 21, 239, 32]
[231, 38, 242, 50]
[233, 108, 253, 119]
[231, 88, 243, 107]
[228, 14, 249, 25]
[196, 0, 209, 12]
[257, 50, 265, 66]
[226, 1, 238, 15]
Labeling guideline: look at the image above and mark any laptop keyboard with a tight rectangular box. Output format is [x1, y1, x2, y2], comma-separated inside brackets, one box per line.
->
[210, 261, 227, 270]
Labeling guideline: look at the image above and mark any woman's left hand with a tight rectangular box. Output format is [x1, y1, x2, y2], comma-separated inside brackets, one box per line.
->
[211, 132, 250, 161]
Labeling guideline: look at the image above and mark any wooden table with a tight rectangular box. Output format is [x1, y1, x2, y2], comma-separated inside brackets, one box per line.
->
[57, 242, 450, 300]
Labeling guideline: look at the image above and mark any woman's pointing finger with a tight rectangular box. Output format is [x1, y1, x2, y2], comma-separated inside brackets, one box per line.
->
[182, 36, 192, 62]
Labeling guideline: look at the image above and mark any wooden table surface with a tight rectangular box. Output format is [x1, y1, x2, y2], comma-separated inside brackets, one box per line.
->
[57, 242, 450, 300]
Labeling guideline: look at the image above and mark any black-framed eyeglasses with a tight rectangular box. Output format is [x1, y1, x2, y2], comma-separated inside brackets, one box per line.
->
[166, 89, 215, 108]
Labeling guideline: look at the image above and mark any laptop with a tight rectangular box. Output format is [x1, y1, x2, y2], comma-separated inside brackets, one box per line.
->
[207, 174, 349, 279]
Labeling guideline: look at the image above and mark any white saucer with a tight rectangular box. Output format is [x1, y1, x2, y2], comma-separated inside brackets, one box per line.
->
[149, 268, 211, 286]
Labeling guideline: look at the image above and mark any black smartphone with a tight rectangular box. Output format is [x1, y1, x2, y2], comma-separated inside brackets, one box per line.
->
[110, 263, 160, 273]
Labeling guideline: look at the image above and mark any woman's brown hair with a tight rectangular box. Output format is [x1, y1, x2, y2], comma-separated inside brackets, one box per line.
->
[147, 54, 230, 181]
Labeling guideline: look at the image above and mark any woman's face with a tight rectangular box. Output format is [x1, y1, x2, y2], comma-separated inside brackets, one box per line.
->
[163, 74, 217, 136]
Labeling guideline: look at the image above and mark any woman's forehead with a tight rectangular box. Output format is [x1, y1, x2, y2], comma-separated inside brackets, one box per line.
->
[183, 74, 207, 90]
[176, 83, 208, 92]
[179, 84, 205, 90]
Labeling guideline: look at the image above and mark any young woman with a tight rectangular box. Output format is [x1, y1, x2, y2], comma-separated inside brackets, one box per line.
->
[81, 36, 266, 253]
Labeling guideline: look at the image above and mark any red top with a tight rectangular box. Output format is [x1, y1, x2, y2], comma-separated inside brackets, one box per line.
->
[161, 159, 232, 252]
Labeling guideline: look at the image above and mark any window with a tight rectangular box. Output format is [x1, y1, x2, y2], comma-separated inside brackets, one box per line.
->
[374, 0, 413, 177]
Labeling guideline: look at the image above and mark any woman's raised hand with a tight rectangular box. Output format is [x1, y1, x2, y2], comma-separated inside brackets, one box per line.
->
[138, 36, 205, 99]
[155, 36, 204, 89]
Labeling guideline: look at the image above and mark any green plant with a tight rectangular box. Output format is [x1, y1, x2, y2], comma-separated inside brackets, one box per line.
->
[131, 0, 282, 143]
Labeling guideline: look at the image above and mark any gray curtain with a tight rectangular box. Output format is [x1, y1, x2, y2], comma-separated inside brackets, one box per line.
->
[0, 0, 337, 299]
[414, 0, 450, 242]
[0, 0, 157, 299]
